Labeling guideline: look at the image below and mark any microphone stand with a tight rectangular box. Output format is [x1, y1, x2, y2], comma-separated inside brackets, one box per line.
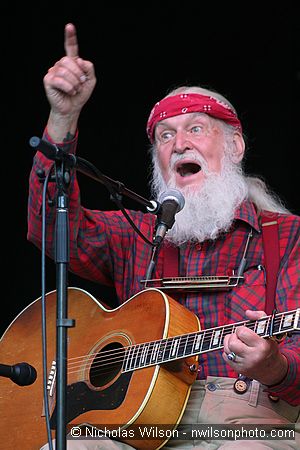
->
[29, 136, 159, 450]
[53, 158, 75, 450]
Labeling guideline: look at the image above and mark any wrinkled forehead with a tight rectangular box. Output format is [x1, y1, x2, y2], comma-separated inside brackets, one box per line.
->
[146, 93, 242, 143]
[155, 111, 216, 129]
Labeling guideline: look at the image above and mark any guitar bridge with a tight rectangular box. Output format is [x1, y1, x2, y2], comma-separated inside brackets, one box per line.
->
[47, 360, 57, 397]
[41, 360, 57, 418]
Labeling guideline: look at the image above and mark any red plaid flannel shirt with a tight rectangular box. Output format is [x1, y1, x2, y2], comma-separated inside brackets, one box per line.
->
[27, 131, 300, 405]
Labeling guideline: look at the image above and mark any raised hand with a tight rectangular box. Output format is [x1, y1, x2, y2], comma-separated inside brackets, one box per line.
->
[43, 23, 96, 139]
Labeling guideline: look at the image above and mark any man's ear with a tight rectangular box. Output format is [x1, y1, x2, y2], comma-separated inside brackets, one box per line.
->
[231, 132, 245, 163]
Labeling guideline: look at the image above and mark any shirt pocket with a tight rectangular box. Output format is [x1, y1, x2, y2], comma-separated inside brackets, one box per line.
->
[224, 268, 266, 321]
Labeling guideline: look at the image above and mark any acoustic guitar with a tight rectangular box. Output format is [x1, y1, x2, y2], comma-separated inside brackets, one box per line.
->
[0, 287, 299, 450]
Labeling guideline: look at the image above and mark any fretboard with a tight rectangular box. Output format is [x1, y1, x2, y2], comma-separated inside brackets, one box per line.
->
[122, 309, 300, 373]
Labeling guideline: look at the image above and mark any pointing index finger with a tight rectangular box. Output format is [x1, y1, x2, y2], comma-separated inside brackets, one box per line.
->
[64, 23, 79, 58]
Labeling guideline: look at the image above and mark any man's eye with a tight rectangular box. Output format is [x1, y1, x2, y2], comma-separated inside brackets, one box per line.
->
[160, 131, 173, 142]
[191, 125, 203, 133]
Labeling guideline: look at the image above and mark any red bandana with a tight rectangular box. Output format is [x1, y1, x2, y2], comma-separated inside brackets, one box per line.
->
[146, 93, 242, 143]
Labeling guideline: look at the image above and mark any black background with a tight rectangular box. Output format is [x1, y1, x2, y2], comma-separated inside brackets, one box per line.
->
[2, 4, 299, 334]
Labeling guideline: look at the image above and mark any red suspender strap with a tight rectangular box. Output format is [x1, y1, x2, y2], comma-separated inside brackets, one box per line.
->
[162, 213, 280, 315]
[261, 213, 280, 314]
[163, 244, 181, 302]
[163, 244, 179, 277]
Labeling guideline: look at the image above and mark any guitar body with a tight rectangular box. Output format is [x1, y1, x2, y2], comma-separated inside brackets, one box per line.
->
[0, 287, 200, 450]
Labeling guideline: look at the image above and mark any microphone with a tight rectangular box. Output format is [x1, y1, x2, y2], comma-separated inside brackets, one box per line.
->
[153, 188, 185, 245]
[29, 136, 76, 167]
[0, 362, 37, 386]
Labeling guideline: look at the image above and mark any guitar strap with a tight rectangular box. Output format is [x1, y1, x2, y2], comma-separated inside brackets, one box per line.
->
[163, 212, 280, 314]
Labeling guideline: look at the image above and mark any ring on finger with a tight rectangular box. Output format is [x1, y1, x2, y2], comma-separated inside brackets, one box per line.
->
[80, 74, 88, 83]
[227, 351, 237, 362]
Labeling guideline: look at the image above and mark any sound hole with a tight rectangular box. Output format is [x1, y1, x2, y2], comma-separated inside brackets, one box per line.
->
[90, 342, 124, 387]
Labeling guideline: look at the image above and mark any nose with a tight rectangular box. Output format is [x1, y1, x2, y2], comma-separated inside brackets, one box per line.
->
[173, 130, 192, 154]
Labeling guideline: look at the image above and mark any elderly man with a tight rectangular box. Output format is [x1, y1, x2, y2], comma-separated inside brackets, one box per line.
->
[26, 23, 299, 450]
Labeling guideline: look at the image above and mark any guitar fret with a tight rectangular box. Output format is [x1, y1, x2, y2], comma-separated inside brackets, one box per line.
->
[133, 345, 142, 369]
[128, 345, 138, 370]
[145, 343, 153, 366]
[201, 330, 211, 352]
[178, 336, 185, 358]
[178, 336, 186, 358]
[256, 319, 268, 336]
[282, 313, 295, 330]
[123, 346, 133, 372]
[181, 336, 188, 357]
[148, 342, 156, 363]
[208, 330, 214, 349]
[156, 339, 168, 363]
[161, 339, 168, 361]
[185, 334, 194, 355]
[219, 327, 225, 347]
[170, 337, 180, 358]
[267, 316, 272, 336]
[279, 313, 285, 334]
[211, 328, 222, 348]
[271, 315, 284, 335]
[199, 330, 206, 352]
[163, 338, 171, 360]
[139, 343, 147, 367]
[129, 345, 136, 370]
[151, 342, 160, 362]
[296, 310, 300, 330]
[193, 332, 203, 351]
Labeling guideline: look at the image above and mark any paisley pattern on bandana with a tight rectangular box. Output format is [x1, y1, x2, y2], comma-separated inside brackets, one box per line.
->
[146, 93, 242, 143]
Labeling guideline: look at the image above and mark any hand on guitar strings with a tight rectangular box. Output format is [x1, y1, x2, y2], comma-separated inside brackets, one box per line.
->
[222, 309, 288, 387]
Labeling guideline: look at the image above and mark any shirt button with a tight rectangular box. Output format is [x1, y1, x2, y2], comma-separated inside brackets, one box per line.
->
[207, 382, 217, 391]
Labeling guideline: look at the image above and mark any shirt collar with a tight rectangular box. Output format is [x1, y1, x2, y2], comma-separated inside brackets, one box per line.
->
[234, 200, 261, 232]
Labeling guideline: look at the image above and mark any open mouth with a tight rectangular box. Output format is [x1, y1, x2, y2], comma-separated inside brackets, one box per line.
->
[175, 161, 202, 177]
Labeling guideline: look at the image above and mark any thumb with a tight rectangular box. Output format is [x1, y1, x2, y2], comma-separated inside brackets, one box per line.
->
[245, 309, 267, 320]
[77, 58, 95, 78]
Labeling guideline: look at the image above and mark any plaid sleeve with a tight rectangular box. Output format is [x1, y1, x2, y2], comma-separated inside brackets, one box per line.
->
[27, 129, 117, 287]
[264, 336, 300, 406]
[264, 214, 300, 405]
[27, 128, 155, 298]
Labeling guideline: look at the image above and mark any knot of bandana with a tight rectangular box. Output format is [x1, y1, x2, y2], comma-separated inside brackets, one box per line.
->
[146, 93, 242, 143]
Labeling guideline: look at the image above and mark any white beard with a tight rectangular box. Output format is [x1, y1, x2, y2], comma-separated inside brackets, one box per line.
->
[150, 151, 248, 246]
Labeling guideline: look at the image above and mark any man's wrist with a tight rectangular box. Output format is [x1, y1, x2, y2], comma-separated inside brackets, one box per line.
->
[46, 110, 80, 142]
[263, 353, 288, 387]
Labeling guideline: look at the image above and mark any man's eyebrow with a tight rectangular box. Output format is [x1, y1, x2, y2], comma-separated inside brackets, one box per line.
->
[156, 114, 209, 128]
[156, 122, 171, 129]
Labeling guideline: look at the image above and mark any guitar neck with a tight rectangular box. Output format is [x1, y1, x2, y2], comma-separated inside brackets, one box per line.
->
[122, 309, 300, 373]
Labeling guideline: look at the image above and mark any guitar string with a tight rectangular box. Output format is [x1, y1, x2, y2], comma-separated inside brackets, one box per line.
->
[60, 314, 293, 378]
[66, 314, 289, 376]
[66, 321, 253, 369]
[66, 313, 287, 367]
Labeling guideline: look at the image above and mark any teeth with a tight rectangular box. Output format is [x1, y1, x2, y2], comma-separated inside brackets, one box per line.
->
[177, 162, 201, 177]
[181, 171, 193, 177]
